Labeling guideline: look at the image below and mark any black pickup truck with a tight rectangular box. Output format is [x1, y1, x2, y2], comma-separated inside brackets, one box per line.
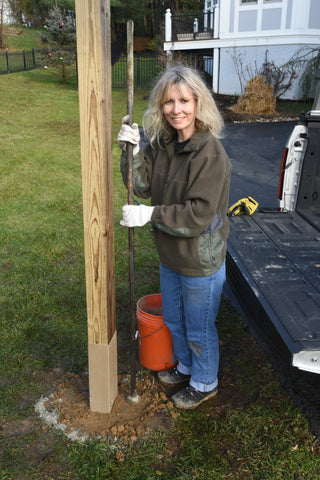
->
[223, 85, 320, 374]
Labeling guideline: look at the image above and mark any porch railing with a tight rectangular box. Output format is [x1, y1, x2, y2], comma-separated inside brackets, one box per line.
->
[165, 7, 218, 42]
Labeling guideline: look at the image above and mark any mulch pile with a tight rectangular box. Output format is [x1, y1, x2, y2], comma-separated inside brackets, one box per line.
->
[231, 76, 276, 115]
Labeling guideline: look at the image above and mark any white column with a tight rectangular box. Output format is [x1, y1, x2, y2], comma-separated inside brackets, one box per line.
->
[214, 3, 220, 38]
[165, 8, 172, 42]
[213, 47, 220, 92]
[204, 10, 208, 30]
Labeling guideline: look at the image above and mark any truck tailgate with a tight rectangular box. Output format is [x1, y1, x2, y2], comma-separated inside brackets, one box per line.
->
[227, 212, 320, 367]
[222, 122, 320, 373]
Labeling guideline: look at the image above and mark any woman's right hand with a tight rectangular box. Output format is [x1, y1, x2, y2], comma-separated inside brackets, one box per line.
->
[120, 203, 154, 228]
[117, 115, 140, 156]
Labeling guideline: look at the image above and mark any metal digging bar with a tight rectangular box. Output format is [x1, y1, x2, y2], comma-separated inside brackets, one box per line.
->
[126, 20, 141, 405]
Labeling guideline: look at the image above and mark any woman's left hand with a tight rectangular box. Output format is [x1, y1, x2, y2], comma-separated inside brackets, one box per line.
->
[117, 115, 140, 156]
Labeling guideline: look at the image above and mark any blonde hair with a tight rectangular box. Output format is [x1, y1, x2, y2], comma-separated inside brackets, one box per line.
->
[143, 64, 224, 146]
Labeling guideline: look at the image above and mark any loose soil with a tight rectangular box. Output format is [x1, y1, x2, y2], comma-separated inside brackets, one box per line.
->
[39, 370, 179, 444]
[36, 304, 260, 446]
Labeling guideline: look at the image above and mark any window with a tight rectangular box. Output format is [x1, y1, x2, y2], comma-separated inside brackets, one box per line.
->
[263, 0, 282, 3]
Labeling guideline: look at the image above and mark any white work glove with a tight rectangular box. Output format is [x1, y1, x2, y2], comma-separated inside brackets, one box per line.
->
[117, 115, 140, 156]
[120, 204, 154, 228]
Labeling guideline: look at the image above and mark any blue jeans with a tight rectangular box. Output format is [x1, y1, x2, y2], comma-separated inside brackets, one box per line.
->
[160, 261, 226, 392]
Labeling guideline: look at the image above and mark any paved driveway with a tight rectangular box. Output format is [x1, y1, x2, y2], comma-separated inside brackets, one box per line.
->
[221, 121, 295, 207]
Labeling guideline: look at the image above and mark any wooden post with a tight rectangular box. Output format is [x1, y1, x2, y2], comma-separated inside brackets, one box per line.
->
[0, 0, 4, 50]
[75, 0, 117, 413]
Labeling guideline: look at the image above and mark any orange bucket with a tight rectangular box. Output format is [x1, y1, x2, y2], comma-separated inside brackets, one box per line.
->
[137, 293, 177, 371]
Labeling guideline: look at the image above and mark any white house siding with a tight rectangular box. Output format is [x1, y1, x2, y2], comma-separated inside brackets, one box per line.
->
[164, 0, 320, 99]
[221, 0, 317, 38]
[218, 0, 320, 98]
[219, 43, 319, 99]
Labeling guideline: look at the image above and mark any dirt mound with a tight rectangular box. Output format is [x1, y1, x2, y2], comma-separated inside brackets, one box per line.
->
[3, 27, 23, 36]
[37, 371, 179, 444]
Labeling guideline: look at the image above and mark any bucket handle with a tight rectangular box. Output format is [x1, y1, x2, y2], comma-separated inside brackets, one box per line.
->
[138, 325, 163, 340]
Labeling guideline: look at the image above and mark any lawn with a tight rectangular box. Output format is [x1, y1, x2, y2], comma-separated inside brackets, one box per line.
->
[2, 26, 43, 51]
[1, 67, 320, 479]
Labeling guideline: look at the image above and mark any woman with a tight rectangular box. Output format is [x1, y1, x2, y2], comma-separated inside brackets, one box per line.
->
[118, 65, 231, 409]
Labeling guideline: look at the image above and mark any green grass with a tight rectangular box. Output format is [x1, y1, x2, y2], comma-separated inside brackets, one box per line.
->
[277, 98, 314, 114]
[3, 26, 42, 51]
[1, 68, 320, 479]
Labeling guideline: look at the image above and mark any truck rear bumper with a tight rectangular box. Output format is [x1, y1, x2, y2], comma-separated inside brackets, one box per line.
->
[292, 351, 320, 374]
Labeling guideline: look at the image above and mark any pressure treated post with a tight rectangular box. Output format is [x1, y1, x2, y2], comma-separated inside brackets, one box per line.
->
[75, 0, 117, 413]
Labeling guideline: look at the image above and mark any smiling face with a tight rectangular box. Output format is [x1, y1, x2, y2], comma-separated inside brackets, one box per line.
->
[162, 82, 197, 142]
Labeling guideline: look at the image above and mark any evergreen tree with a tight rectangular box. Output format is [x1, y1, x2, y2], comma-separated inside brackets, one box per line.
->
[7, 0, 75, 27]
[40, 6, 76, 84]
[110, 0, 203, 39]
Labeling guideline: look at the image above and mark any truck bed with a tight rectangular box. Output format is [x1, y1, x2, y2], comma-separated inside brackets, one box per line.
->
[222, 122, 320, 373]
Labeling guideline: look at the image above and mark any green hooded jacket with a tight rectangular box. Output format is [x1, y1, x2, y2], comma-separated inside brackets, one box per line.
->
[121, 129, 231, 277]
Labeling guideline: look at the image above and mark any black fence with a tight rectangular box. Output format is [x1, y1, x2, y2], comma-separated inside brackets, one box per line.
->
[0, 48, 163, 90]
[0, 48, 45, 74]
[111, 53, 163, 90]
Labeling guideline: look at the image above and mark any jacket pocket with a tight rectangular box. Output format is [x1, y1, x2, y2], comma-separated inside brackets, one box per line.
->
[202, 210, 223, 234]
[198, 231, 224, 275]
